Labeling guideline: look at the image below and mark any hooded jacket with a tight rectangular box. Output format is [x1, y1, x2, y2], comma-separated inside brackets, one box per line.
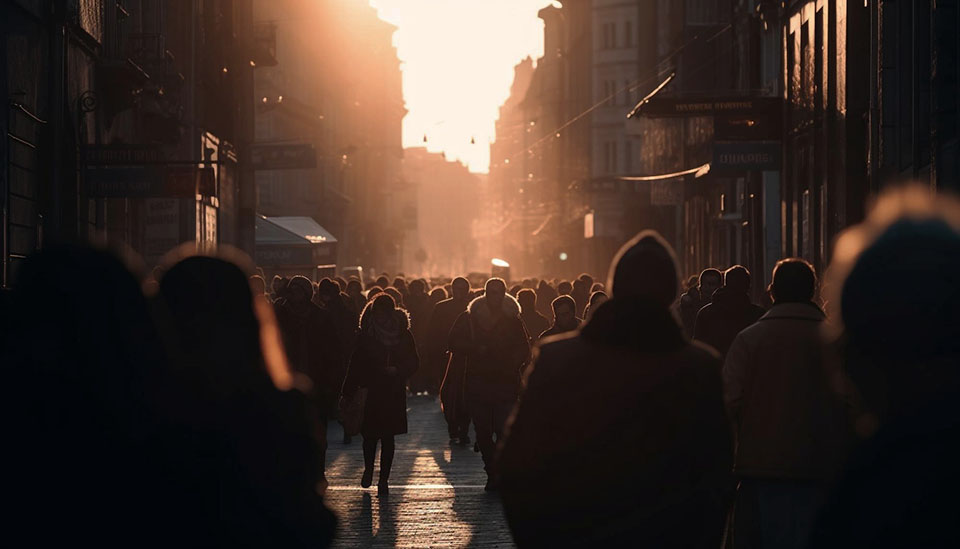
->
[343, 307, 419, 437]
[499, 298, 733, 547]
[448, 293, 530, 400]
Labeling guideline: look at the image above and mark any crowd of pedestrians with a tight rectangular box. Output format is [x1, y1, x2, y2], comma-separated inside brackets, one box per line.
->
[2, 186, 958, 547]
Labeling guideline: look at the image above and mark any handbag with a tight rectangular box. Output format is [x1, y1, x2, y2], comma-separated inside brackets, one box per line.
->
[339, 387, 367, 436]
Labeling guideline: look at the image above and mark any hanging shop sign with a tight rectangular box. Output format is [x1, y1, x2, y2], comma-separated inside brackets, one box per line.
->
[712, 141, 782, 173]
[86, 166, 215, 198]
[639, 96, 782, 118]
[82, 144, 166, 165]
[250, 144, 317, 170]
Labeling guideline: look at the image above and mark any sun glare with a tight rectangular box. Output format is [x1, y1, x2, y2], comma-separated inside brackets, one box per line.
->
[368, 0, 554, 173]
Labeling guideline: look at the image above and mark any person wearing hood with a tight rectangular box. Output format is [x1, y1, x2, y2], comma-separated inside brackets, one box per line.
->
[276, 276, 343, 481]
[539, 295, 581, 340]
[582, 290, 609, 321]
[449, 278, 530, 490]
[342, 294, 419, 497]
[499, 230, 733, 547]
[405, 278, 434, 394]
[694, 265, 765, 358]
[432, 277, 474, 443]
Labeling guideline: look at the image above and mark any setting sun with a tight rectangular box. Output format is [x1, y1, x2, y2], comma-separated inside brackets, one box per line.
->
[369, 0, 556, 172]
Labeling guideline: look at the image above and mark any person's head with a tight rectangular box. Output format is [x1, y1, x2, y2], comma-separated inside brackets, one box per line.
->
[578, 273, 594, 288]
[589, 290, 609, 308]
[551, 295, 577, 327]
[698, 268, 722, 300]
[384, 286, 403, 307]
[509, 284, 522, 297]
[369, 293, 396, 319]
[409, 278, 426, 296]
[572, 279, 587, 295]
[375, 275, 390, 289]
[451, 276, 470, 300]
[607, 230, 679, 306]
[590, 282, 605, 293]
[333, 276, 347, 292]
[770, 259, 817, 304]
[317, 278, 341, 305]
[723, 265, 751, 294]
[392, 277, 407, 292]
[685, 275, 699, 291]
[558, 281, 573, 295]
[249, 275, 266, 297]
[517, 288, 537, 312]
[429, 287, 447, 303]
[484, 278, 507, 312]
[346, 278, 363, 295]
[537, 279, 551, 292]
[287, 275, 314, 304]
[271, 275, 285, 295]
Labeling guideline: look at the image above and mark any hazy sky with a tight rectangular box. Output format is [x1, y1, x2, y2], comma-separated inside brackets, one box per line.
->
[369, 0, 555, 173]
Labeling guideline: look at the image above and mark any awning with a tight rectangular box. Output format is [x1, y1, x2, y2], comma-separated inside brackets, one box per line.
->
[255, 215, 337, 267]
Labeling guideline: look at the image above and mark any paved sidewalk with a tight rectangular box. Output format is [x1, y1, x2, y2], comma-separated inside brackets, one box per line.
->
[325, 396, 516, 548]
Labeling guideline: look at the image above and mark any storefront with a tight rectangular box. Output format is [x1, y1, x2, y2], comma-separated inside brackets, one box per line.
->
[255, 215, 337, 281]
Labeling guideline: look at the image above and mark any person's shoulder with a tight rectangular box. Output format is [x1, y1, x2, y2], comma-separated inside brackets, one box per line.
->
[682, 339, 723, 366]
[536, 331, 587, 360]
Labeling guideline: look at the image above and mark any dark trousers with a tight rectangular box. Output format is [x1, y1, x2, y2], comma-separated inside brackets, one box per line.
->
[362, 435, 396, 483]
[732, 478, 825, 549]
[467, 392, 515, 475]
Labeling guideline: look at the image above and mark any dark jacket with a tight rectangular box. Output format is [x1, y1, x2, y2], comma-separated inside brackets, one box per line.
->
[277, 301, 343, 415]
[499, 298, 734, 548]
[449, 294, 530, 401]
[342, 309, 419, 438]
[678, 288, 706, 338]
[723, 302, 848, 479]
[538, 318, 581, 340]
[694, 287, 764, 357]
[520, 310, 550, 344]
[429, 297, 471, 418]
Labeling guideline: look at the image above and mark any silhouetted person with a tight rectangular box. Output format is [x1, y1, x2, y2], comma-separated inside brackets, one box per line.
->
[406, 278, 433, 393]
[557, 280, 572, 296]
[535, 279, 558, 319]
[342, 294, 419, 497]
[499, 231, 733, 547]
[809, 189, 960, 548]
[571, 278, 590, 317]
[679, 268, 721, 338]
[433, 277, 473, 443]
[694, 265, 764, 357]
[384, 286, 404, 309]
[582, 290, 608, 321]
[429, 286, 447, 305]
[724, 259, 848, 548]
[5, 246, 179, 546]
[539, 295, 581, 339]
[393, 276, 410, 304]
[346, 278, 367, 314]
[517, 288, 549, 344]
[276, 276, 344, 481]
[157, 254, 336, 547]
[449, 278, 530, 490]
[250, 274, 267, 298]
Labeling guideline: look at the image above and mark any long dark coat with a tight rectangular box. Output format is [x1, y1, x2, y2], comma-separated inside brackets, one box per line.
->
[694, 287, 765, 358]
[499, 297, 734, 548]
[343, 310, 419, 438]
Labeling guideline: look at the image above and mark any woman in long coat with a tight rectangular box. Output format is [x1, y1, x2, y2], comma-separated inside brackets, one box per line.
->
[342, 294, 419, 496]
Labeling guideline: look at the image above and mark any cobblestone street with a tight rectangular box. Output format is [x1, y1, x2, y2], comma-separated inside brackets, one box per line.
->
[325, 396, 515, 548]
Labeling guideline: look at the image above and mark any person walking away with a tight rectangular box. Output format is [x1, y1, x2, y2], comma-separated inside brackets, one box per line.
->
[723, 259, 849, 548]
[571, 278, 590, 317]
[535, 280, 558, 319]
[276, 276, 343, 483]
[429, 278, 473, 442]
[517, 289, 549, 345]
[342, 294, 419, 497]
[406, 278, 434, 394]
[582, 290, 608, 321]
[449, 278, 530, 490]
[317, 278, 359, 443]
[694, 265, 764, 358]
[809, 188, 960, 548]
[499, 231, 733, 547]
[679, 268, 722, 338]
[539, 295, 581, 339]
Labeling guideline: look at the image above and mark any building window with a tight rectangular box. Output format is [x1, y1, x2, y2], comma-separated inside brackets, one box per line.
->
[625, 21, 633, 47]
[605, 141, 619, 174]
[624, 80, 633, 106]
[624, 141, 633, 173]
[601, 22, 618, 49]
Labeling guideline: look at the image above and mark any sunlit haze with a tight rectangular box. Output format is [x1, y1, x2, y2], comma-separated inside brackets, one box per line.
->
[369, 0, 555, 173]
